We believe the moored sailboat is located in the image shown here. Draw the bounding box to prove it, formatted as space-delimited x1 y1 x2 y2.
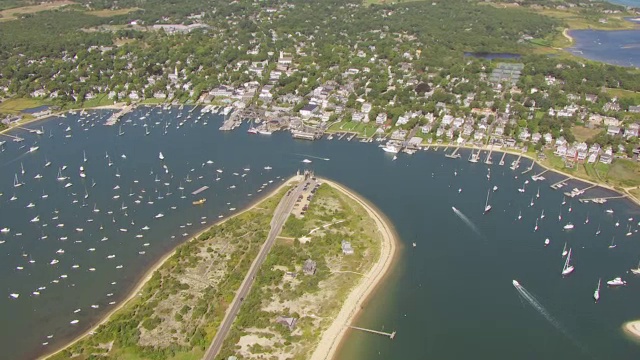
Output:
562 248 575 276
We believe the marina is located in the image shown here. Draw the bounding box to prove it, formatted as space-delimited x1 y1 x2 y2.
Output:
0 106 639 360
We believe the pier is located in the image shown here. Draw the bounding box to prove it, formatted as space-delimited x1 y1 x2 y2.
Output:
579 195 626 204
532 169 549 181
510 152 523 170
191 186 209 196
0 132 24 141
521 160 535 174
349 326 396 339
550 178 569 190
499 152 506 166
219 111 241 131
484 147 493 165
445 147 461 159
105 105 133 126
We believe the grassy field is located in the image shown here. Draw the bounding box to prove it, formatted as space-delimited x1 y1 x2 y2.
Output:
327 121 379 137
78 94 114 108
605 88 640 102
534 8 636 31
0 97 48 114
88 7 140 17
0 0 74 21
572 125 601 142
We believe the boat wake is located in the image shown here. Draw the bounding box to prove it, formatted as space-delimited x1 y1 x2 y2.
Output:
451 206 482 237
294 153 330 161
512 280 590 356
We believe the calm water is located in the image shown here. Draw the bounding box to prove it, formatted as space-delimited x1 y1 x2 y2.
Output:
605 0 640 7
1 108 640 359
568 28 640 67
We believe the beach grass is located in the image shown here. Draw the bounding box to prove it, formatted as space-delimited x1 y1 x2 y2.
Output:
572 125 602 142
0 97 49 114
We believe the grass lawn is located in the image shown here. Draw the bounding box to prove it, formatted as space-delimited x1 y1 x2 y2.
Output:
605 88 640 102
572 125 601 142
88 7 140 17
608 159 640 187
141 98 167 105
80 94 115 108
0 0 74 21
0 98 49 114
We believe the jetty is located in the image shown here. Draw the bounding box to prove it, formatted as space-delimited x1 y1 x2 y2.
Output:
468 148 480 163
550 178 569 190
219 111 241 131
291 130 320 141
521 160 535 174
579 195 626 204
565 184 597 198
445 147 461 159
499 152 507 166
532 169 549 181
349 326 396 340
484 147 493 165
105 105 133 126
191 186 209 196
510 152 523 170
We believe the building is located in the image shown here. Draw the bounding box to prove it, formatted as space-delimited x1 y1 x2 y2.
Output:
341 240 354 255
303 259 317 275
300 104 319 118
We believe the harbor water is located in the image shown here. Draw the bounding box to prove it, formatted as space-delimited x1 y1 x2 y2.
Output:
0 107 639 359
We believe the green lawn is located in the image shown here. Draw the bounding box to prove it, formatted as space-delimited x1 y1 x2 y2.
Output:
0 97 48 114
80 94 114 108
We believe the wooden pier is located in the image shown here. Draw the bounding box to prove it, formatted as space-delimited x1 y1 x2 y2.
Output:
579 195 626 204
445 147 461 159
510 152 523 170
550 178 569 190
521 160 535 174
532 169 549 181
484 147 493 165
105 105 133 126
349 326 396 339
499 152 506 166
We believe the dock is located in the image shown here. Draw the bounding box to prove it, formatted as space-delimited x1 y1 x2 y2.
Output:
484 147 493 165
291 130 319 141
349 326 396 340
219 111 241 131
191 186 209 195
550 178 569 190
532 169 549 181
105 105 133 126
579 195 626 204
510 152 523 170
468 148 480 163
521 160 535 174
445 147 461 159
499 152 506 166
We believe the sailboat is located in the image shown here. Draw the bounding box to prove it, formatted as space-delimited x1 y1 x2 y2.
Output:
21 162 25 176
118 125 124 136
530 197 534 207
562 248 575 276
631 259 640 275
626 224 632 237
159 152 165 161
13 174 22 188
540 209 545 219
562 242 568 257
517 210 522 220
536 188 540 199
595 224 601 235
594 279 601 302
608 237 616 249
44 157 51 167
483 189 492 214
534 218 539 232
83 151 87 163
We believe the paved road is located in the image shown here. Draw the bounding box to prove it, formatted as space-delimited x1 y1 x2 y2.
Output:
203 178 308 360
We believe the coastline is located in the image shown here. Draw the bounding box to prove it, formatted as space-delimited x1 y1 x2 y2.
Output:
562 28 574 45
623 320 640 341
40 176 299 360
309 179 399 360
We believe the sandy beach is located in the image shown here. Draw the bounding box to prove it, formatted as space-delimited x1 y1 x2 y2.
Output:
40 176 299 359
563 28 574 44
623 320 640 340
309 179 398 360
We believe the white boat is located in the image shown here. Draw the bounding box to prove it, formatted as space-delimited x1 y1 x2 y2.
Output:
544 238 550 246
154 213 164 219
257 129 272 135
302 159 312 164
609 237 616 249
0 228 9 233
631 259 640 275
534 218 539 232
563 223 574 230
594 279 601 302
382 144 400 153
484 189 492 214
595 225 601 235
606 209 614 214
30 216 40 223
10 293 19 299
29 146 39 153
517 211 522 220
70 320 79 325
159 152 165 161
562 248 575 276
607 277 626 286
492 185 498 192
264 166 272 170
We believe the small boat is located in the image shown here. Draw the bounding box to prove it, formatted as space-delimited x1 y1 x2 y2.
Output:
9 293 19 299
544 238 550 246
562 248 575 276
29 146 39 153
302 159 312 164
607 277 626 286
492 185 498 192
159 152 165 161
608 237 616 249
595 224 601 235
631 259 640 275
154 213 164 219
483 189 492 214
264 166 272 170
247 127 258 134
70 320 79 325
606 209 614 214
517 211 522 220
13 174 22 188
534 218 539 232
594 279 601 302
563 223 574 230
192 198 207 205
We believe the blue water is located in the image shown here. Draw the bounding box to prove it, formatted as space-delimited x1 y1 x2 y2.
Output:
606 0 640 7
568 28 640 67
1 108 640 359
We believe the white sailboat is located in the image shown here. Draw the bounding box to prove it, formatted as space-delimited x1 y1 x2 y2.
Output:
562 248 575 276
561 243 567 257
517 210 522 220
534 218 539 232
594 279 601 302
159 152 165 161
540 209 545 219
484 189 492 214
608 237 616 249
596 224 601 235
118 125 124 136
83 151 87 163
13 174 22 188
631 259 640 275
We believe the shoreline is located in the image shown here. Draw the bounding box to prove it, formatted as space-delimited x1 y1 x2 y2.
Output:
40 176 299 360
309 179 399 360
623 320 640 341
563 28 574 45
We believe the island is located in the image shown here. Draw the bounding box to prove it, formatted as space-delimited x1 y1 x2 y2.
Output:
43 174 396 360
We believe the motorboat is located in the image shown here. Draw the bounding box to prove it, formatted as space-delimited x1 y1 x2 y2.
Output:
607 277 626 286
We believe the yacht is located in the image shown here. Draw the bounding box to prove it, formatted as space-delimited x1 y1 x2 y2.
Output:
257 129 273 135
562 248 575 276
302 159 312 164
382 144 400 153
563 223 574 230
606 277 626 286
154 213 164 219
247 127 258 134
544 238 550 246
159 152 165 161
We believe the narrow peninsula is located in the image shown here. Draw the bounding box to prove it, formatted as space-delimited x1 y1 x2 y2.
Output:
43 174 396 360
